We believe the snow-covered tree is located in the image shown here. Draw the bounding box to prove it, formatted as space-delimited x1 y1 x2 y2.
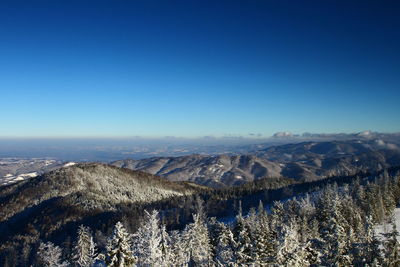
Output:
132 210 163 266
73 225 97 267
382 217 400 267
182 213 213 266
37 241 69 267
252 211 273 264
159 224 173 266
106 221 136 267
233 215 253 265
214 224 236 266
276 221 310 266
353 215 382 266
170 230 189 266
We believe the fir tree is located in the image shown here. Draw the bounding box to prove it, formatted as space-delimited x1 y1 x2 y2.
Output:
183 213 213 266
73 225 97 267
214 224 236 266
37 241 69 267
382 217 400 267
106 221 136 267
170 230 189 266
133 210 163 266
159 225 173 266
276 221 310 267
233 215 253 265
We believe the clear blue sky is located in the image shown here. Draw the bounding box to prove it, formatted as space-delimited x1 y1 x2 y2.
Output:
1 0 399 138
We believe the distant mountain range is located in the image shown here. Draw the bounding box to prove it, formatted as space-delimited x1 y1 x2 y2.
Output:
0 158 66 186
112 139 400 187
1 134 400 188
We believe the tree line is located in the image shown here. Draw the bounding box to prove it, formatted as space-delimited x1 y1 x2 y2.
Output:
35 170 400 266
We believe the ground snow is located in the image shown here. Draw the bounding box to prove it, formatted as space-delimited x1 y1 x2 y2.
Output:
375 208 400 242
63 162 76 167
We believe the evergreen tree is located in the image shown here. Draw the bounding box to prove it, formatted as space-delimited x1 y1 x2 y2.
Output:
159 225 173 266
183 213 213 266
73 225 97 267
170 230 189 266
106 221 136 267
132 210 163 266
276 221 310 267
214 224 236 266
252 211 273 264
233 215 253 265
37 241 69 267
318 186 351 266
354 216 382 266
382 217 400 267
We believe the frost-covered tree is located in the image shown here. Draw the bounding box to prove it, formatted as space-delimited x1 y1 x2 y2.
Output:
159 225 173 266
353 215 382 266
182 213 213 266
73 225 97 267
214 224 236 266
233 215 253 265
252 212 273 264
382 217 400 267
170 230 189 266
37 241 69 267
106 221 136 267
132 210 163 266
315 185 350 265
276 221 310 266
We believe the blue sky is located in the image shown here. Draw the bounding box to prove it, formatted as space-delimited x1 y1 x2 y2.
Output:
1 0 399 137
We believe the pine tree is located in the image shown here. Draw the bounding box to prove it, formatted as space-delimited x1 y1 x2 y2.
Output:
276 221 310 267
354 216 382 266
382 217 400 267
170 230 189 266
252 210 273 264
106 221 136 267
233 215 253 265
159 225 173 266
317 186 351 266
73 225 97 267
214 224 236 266
183 213 213 266
132 210 163 266
37 241 69 267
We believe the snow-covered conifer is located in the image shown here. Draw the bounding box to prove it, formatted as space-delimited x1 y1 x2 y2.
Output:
159 224 173 266
106 221 136 267
37 241 69 267
170 230 189 266
276 221 310 267
233 215 253 265
382 216 400 267
73 225 97 267
183 213 213 266
132 210 163 266
215 224 236 266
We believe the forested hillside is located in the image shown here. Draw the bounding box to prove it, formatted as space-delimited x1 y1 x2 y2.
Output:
1 163 400 266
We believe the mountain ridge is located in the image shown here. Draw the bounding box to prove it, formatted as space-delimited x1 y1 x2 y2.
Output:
112 139 400 187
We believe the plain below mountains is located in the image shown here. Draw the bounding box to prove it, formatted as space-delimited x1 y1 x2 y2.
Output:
112 139 400 187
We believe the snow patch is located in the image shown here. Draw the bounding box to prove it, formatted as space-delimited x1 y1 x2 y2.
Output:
64 162 76 167
375 208 400 242
19 172 38 178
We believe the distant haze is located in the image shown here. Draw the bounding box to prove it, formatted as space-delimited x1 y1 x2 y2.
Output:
1 131 399 161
